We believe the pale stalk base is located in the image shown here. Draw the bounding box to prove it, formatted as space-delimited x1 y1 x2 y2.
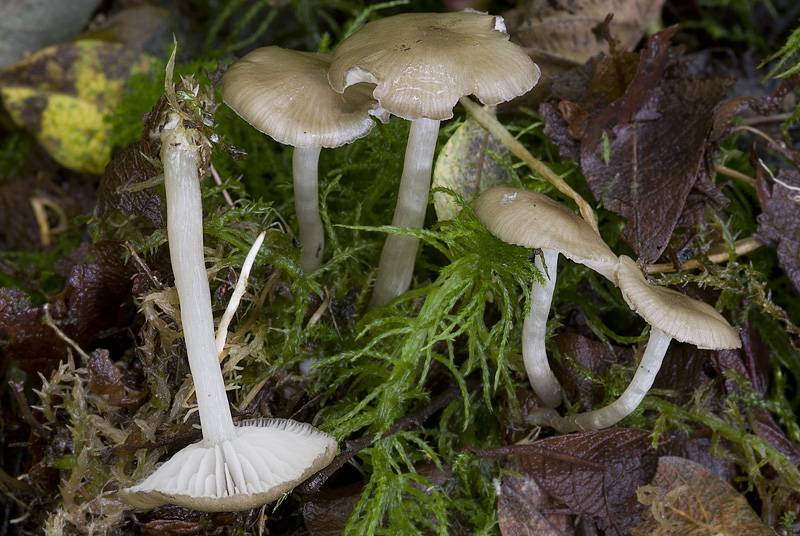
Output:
529 328 672 433
370 118 440 308
523 249 562 407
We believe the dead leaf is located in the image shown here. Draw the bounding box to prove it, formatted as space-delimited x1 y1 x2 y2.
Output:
552 333 633 411
541 27 741 264
432 117 510 220
503 0 664 106
86 349 146 411
469 428 655 536
0 39 153 173
0 242 137 380
632 456 775 536
95 140 164 238
756 167 800 293
499 461 575 536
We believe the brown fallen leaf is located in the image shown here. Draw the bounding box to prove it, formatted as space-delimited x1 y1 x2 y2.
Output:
499 460 575 536
469 428 654 536
756 166 800 294
95 140 164 240
542 26 739 264
632 456 776 536
503 0 664 106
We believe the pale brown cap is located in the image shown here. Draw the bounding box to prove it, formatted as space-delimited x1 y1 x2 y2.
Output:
616 255 741 350
474 186 618 281
221 46 387 148
119 419 337 512
328 11 540 121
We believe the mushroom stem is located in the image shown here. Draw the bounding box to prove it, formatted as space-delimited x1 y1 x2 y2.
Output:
163 118 236 445
370 117 440 308
532 327 672 433
523 248 563 408
293 146 324 272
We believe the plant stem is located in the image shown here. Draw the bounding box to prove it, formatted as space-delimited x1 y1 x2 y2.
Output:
370 117 440 308
523 249 562 407
532 327 672 432
294 146 324 272
163 119 236 444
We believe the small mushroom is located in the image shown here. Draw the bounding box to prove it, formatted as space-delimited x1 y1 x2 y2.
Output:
121 54 337 511
475 187 618 407
328 10 540 306
120 418 337 511
221 46 387 272
532 255 741 432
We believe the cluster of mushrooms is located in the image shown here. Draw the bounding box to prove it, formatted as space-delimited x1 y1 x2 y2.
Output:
119 9 741 515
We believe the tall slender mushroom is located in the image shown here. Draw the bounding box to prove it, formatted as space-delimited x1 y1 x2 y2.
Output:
221 46 387 272
120 50 337 512
531 255 741 433
474 187 618 407
328 10 540 307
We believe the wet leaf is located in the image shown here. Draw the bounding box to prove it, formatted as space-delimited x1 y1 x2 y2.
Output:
0 242 137 379
95 140 164 239
471 428 654 535
86 349 146 411
303 481 363 536
0 0 101 69
0 39 153 173
632 456 775 536
552 333 633 411
756 168 800 293
542 27 740 264
503 0 664 106
499 461 575 536
432 117 510 220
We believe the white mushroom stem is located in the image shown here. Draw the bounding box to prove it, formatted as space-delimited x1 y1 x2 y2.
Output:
530 327 672 433
523 249 562 408
162 117 236 445
370 117 440 308
293 146 324 272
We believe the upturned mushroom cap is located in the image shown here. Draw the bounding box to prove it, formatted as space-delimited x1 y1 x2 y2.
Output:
221 46 387 148
120 419 337 512
328 11 540 121
474 186 618 281
616 255 741 350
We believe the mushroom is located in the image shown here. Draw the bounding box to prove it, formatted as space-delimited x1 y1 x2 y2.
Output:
221 46 387 272
531 255 741 433
474 187 618 407
120 52 337 511
328 10 541 307
120 418 337 511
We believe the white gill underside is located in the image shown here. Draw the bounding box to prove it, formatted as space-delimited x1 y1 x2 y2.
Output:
121 419 337 511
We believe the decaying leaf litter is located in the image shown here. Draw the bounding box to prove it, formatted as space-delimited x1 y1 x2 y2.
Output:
1 0 800 535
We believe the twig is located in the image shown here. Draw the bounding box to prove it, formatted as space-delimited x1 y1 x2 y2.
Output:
124 242 163 290
716 165 756 186
647 236 763 274
8 380 50 439
302 378 477 493
459 96 599 235
209 163 234 206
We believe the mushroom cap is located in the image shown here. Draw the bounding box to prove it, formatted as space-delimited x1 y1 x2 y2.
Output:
616 255 741 350
474 186 618 281
328 11 540 121
119 418 337 512
221 46 387 148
